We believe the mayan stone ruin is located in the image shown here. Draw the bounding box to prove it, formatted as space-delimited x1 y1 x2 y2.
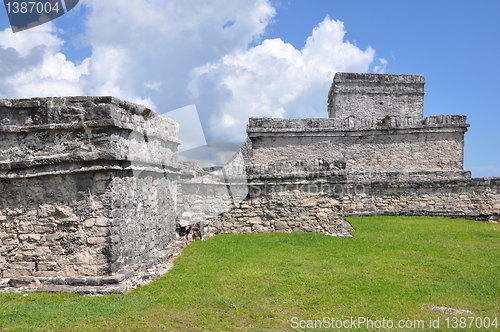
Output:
0 97 183 293
1 73 499 294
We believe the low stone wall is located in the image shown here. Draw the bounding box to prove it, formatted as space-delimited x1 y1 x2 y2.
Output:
190 174 500 243
202 191 351 239
176 157 248 239
0 97 181 293
342 177 500 221
177 156 499 243
178 159 352 240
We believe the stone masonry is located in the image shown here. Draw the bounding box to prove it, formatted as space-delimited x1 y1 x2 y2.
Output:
199 159 352 239
0 97 182 293
246 73 468 179
187 72 497 240
233 73 498 221
328 72 425 119
1 72 498 293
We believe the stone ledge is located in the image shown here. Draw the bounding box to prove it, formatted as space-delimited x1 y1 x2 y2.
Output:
0 240 188 295
0 160 182 179
345 170 472 182
0 96 149 115
243 171 475 186
0 284 130 295
0 97 182 178
361 176 500 188
247 115 469 136
333 72 426 84
0 96 180 143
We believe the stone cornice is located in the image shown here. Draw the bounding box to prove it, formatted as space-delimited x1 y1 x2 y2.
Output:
247 115 469 137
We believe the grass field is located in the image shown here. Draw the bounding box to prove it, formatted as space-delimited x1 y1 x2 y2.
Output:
0 216 499 331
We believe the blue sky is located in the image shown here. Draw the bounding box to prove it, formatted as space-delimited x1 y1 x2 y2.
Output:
0 0 499 176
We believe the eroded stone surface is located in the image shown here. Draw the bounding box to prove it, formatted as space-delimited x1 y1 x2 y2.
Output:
1 73 499 294
0 97 180 290
328 72 425 119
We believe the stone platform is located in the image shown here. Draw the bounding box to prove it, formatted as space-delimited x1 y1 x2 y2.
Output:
0 97 181 291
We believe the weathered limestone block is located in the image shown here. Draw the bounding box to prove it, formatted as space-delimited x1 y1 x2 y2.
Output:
0 96 180 292
177 156 248 230
176 158 352 241
328 72 425 119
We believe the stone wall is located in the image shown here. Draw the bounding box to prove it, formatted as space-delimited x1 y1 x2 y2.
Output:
246 115 469 176
176 151 248 238
328 72 425 119
180 159 352 240
203 191 351 239
180 160 499 242
0 170 177 274
342 177 500 221
182 167 499 243
0 97 181 293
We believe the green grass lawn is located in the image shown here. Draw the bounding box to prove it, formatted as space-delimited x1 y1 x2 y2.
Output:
1 216 499 331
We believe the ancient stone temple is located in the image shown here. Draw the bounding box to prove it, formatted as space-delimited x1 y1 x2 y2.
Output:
0 97 182 293
240 73 498 218
1 73 499 294
246 73 469 180
180 73 498 240
236 73 498 220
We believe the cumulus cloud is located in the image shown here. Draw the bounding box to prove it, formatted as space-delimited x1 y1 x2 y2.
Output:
189 17 376 142
0 23 89 98
373 58 388 74
0 1 381 148
0 23 61 57
80 0 276 111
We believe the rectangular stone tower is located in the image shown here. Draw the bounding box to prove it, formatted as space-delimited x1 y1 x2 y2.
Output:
328 72 425 119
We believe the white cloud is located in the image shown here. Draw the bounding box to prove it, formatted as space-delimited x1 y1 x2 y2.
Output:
0 23 62 57
82 45 129 97
189 17 376 142
145 81 162 92
0 1 380 147
79 0 276 111
0 23 88 98
373 58 388 74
